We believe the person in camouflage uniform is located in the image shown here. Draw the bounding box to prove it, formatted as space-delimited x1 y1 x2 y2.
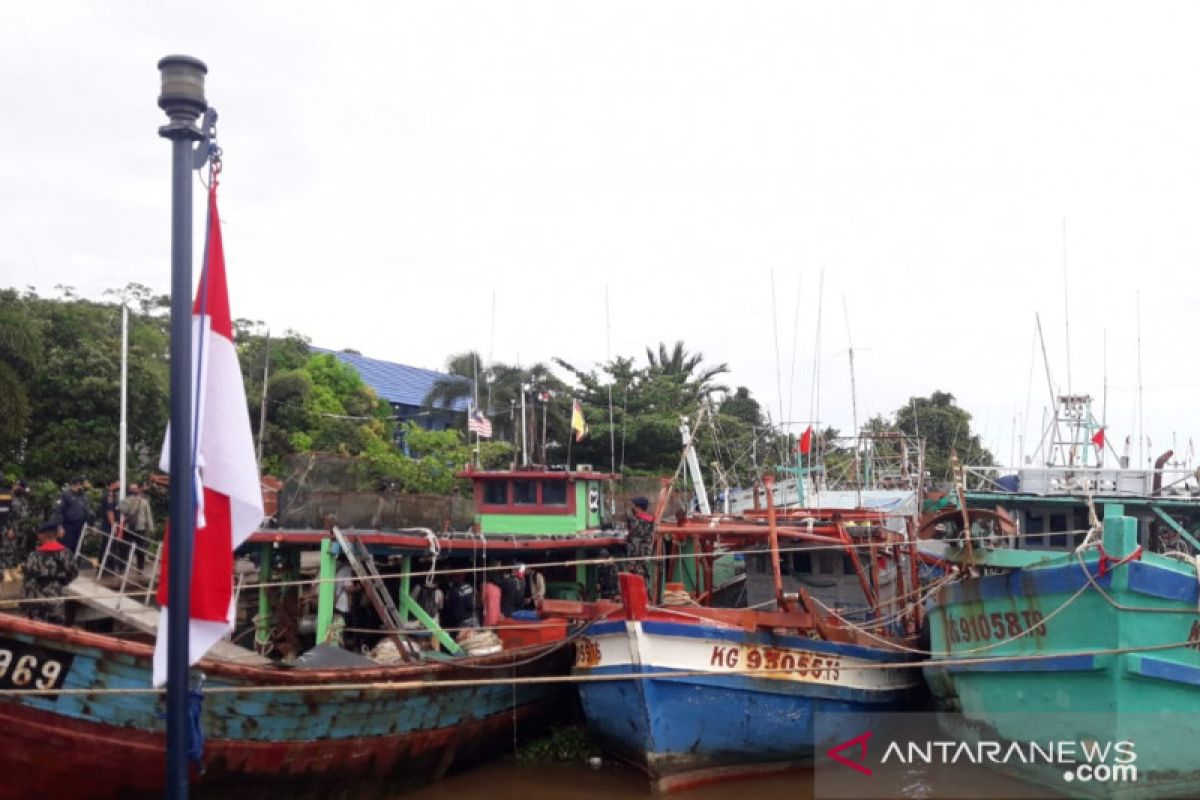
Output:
0 484 20 580
625 496 656 585
23 521 79 625
9 481 33 557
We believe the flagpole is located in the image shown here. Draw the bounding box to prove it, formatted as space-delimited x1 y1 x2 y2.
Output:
119 302 128 500
158 55 207 800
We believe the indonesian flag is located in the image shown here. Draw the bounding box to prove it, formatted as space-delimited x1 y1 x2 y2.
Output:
1091 428 1105 449
798 425 814 455
152 183 264 686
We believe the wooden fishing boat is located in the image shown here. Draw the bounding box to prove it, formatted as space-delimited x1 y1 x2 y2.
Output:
0 466 626 798
923 395 1200 797
0 610 568 800
543 475 925 792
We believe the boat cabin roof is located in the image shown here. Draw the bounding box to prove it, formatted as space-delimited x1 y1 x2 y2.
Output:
455 468 620 482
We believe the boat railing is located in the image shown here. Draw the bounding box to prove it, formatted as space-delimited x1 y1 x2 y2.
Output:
965 463 1198 497
76 523 162 604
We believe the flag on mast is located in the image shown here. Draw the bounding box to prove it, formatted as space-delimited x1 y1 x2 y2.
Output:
468 405 493 438
571 399 588 442
798 425 814 455
152 182 264 687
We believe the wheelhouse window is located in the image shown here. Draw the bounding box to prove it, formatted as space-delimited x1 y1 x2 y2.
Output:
542 480 568 506
483 481 508 505
513 479 537 505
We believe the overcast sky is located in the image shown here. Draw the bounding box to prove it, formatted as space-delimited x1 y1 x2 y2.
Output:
4 2 1200 469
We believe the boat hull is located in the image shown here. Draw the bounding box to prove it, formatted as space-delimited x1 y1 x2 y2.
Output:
925 514 1200 798
0 613 568 799
576 618 919 793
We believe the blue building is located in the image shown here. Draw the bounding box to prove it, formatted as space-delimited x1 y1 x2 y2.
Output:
313 348 470 443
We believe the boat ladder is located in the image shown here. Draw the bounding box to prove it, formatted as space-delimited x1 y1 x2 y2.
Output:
331 526 417 662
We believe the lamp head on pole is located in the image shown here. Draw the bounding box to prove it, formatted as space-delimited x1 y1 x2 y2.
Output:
157 55 207 140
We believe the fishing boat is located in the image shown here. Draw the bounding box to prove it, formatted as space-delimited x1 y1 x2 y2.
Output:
923 394 1200 797
0 466 623 798
544 474 925 792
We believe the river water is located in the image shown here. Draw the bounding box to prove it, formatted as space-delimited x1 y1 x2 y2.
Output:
407 757 1050 800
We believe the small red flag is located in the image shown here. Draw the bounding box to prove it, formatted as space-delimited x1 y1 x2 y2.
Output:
1091 428 1105 449
799 425 814 455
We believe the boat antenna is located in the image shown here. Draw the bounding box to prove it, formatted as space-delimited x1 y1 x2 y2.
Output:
1136 290 1144 468
472 351 481 466
256 328 271 468
606 283 616 484
842 295 862 498
1101 329 1108 467
1021 319 1037 465
486 289 496 415
786 272 803 433
1062 217 1072 395
1034 312 1060 463
807 269 825 475
770 268 785 433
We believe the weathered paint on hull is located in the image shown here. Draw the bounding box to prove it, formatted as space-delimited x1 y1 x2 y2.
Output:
0 695 554 799
0 613 568 799
925 511 1200 798
576 619 919 793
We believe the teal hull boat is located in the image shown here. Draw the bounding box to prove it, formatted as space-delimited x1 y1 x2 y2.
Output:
925 505 1200 798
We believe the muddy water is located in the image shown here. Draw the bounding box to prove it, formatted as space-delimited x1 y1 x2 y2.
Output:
405 758 1048 800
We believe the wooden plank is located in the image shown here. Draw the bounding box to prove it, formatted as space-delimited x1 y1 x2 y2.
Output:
66 574 270 665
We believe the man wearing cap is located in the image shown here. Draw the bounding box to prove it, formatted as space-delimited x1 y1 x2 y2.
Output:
53 478 91 553
23 521 78 625
118 483 153 572
626 496 656 585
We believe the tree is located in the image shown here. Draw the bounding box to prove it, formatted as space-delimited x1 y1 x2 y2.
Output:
0 286 169 486
644 340 729 400
894 391 994 484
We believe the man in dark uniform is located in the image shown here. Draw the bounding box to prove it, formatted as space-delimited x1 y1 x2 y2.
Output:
625 496 656 585
498 561 524 617
54 478 90 554
98 482 121 569
595 549 619 600
442 572 477 630
23 521 79 625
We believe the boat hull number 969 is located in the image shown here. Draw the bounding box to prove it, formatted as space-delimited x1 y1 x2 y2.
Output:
0 637 74 695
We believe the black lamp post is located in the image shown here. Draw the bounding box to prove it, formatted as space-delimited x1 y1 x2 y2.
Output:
157 53 206 800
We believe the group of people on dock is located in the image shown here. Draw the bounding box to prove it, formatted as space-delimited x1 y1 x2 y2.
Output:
1 477 156 626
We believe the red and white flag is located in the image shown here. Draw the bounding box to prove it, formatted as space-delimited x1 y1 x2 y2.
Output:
152 183 264 686
798 425 814 455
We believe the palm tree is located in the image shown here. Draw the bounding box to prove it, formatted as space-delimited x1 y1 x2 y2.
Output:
644 340 729 399
424 352 567 446
423 350 479 411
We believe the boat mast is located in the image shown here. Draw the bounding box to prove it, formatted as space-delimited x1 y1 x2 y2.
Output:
843 296 862 502
680 407 711 515
256 329 271 468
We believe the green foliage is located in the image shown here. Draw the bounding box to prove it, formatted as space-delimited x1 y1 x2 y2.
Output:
363 424 512 494
894 391 994 483
0 286 168 486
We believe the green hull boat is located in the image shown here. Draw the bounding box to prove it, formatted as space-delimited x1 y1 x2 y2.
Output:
925 505 1200 798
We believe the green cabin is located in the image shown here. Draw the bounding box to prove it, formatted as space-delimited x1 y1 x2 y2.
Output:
459 467 619 536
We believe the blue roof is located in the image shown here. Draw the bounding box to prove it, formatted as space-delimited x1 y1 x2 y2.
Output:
312 348 470 411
